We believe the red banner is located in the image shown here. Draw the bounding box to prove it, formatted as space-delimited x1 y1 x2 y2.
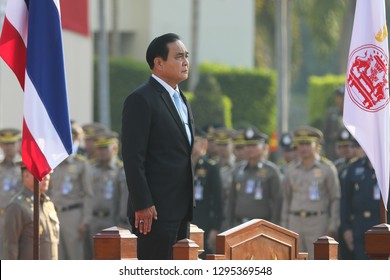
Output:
60 0 89 36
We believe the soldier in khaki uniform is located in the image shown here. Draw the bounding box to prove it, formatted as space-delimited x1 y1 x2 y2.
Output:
0 128 22 259
82 123 107 163
3 162 59 259
214 128 236 231
48 123 94 259
230 127 282 227
281 126 340 259
88 131 127 255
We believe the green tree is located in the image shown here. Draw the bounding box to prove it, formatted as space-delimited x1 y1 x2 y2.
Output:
190 74 225 129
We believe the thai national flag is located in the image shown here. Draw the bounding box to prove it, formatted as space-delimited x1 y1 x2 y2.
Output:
0 0 72 181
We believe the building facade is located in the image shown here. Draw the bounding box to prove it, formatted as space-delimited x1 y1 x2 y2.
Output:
0 0 255 129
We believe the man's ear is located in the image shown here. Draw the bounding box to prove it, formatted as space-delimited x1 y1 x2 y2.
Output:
154 57 163 69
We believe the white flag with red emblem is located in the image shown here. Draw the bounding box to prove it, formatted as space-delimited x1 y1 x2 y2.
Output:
344 0 389 210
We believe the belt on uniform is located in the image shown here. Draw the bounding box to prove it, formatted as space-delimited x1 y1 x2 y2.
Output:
290 210 325 218
0 208 5 216
363 211 371 218
351 211 372 219
56 203 82 212
93 210 110 218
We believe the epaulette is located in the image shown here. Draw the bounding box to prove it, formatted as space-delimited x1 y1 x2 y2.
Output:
348 157 359 164
75 154 87 162
333 158 345 166
17 194 32 205
320 156 332 165
116 159 123 166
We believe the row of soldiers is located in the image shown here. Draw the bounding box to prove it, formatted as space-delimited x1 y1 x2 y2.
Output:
0 122 130 260
1 121 388 260
192 124 389 260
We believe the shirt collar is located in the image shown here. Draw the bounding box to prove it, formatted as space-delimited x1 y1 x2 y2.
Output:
152 74 179 98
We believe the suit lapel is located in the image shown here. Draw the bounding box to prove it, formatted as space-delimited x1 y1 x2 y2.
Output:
149 77 193 147
180 90 194 147
160 90 190 145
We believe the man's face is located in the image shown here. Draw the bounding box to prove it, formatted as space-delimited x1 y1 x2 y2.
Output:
297 141 317 159
207 140 218 158
0 142 20 157
39 173 51 193
282 149 297 163
245 143 263 161
336 143 354 159
97 146 115 163
159 40 189 86
23 170 50 193
234 145 247 161
217 143 233 159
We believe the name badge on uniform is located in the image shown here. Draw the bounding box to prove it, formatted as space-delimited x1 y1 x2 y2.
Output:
194 179 203 200
254 182 263 200
3 177 11 192
62 175 73 195
245 179 255 194
105 180 113 200
309 179 320 201
373 183 381 200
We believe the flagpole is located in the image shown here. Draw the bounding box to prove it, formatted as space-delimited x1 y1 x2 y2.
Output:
33 178 40 260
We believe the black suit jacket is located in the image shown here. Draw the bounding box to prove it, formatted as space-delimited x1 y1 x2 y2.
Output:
121 77 195 222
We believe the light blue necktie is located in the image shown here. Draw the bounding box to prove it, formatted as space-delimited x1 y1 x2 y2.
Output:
173 91 192 144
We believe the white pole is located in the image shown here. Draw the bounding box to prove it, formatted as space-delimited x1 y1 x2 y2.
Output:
98 0 111 129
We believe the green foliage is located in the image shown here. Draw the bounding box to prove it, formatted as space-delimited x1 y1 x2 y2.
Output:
307 74 345 128
190 74 225 129
199 63 277 136
295 0 346 57
183 91 194 102
95 59 275 137
94 57 150 134
222 95 233 129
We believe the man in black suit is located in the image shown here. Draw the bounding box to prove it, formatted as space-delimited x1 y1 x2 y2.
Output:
121 33 194 260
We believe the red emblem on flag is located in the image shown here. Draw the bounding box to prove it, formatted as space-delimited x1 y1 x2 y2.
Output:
346 44 389 112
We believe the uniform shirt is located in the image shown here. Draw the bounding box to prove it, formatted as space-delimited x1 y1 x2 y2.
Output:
231 160 282 225
48 154 93 225
3 186 60 259
90 158 123 235
281 156 341 233
0 159 22 210
219 156 236 230
192 156 223 234
0 158 22 259
117 166 131 229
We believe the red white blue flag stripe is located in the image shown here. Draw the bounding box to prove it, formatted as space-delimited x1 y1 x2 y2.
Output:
0 0 72 180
